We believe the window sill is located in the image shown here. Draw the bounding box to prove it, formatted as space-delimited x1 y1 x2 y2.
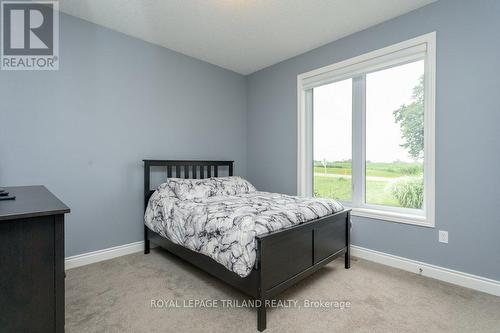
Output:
348 207 434 228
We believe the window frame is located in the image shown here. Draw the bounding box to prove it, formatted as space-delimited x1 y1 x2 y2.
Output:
297 32 436 227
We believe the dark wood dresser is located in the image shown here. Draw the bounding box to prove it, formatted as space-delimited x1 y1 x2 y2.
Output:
0 186 70 333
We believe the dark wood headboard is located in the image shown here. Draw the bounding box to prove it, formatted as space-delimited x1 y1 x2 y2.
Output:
143 160 234 211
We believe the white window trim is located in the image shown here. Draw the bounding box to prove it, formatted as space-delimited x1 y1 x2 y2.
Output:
297 32 436 227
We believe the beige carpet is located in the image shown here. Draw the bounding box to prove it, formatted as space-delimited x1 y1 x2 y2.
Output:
66 248 500 333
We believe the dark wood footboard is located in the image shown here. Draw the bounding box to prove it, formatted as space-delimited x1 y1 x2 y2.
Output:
256 209 350 331
257 210 350 296
143 160 351 332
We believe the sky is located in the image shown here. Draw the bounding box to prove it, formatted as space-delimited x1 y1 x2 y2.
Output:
313 60 424 163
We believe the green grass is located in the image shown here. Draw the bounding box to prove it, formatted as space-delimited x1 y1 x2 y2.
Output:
314 161 423 178
314 176 352 201
313 176 399 206
313 160 423 207
365 180 400 207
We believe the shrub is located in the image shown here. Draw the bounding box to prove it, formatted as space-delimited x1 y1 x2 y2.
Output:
391 176 424 209
399 165 422 175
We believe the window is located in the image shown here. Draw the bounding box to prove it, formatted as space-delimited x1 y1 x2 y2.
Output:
298 33 435 227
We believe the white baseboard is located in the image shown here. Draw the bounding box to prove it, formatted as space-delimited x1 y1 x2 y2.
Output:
65 241 147 270
351 245 500 297
64 241 500 298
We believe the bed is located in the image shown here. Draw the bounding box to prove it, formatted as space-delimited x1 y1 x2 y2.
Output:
143 160 351 331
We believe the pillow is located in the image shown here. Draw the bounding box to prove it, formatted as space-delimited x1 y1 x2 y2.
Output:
155 182 177 198
209 176 256 197
166 176 256 201
166 178 212 202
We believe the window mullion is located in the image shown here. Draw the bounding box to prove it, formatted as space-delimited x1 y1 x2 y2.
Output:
352 75 366 207
302 88 314 197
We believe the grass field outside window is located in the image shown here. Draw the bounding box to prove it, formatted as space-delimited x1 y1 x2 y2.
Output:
313 161 423 207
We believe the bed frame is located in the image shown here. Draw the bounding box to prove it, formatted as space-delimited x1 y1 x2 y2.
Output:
143 160 351 331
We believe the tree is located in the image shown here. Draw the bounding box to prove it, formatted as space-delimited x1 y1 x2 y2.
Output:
393 75 424 160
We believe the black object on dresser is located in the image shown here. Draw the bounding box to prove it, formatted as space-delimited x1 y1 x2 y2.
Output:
0 187 15 200
0 186 70 333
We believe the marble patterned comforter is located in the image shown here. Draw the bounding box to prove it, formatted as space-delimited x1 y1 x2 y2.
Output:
144 180 344 277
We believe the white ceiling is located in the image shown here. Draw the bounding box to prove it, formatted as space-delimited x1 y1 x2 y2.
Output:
59 0 436 75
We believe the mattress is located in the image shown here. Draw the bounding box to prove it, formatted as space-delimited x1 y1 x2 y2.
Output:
144 179 344 277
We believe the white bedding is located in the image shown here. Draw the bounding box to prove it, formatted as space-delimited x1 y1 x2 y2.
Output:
144 178 344 277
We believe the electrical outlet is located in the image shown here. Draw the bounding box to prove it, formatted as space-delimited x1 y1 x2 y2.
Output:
438 230 448 243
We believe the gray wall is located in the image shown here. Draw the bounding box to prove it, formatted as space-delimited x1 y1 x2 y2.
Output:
246 0 500 280
0 14 247 257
